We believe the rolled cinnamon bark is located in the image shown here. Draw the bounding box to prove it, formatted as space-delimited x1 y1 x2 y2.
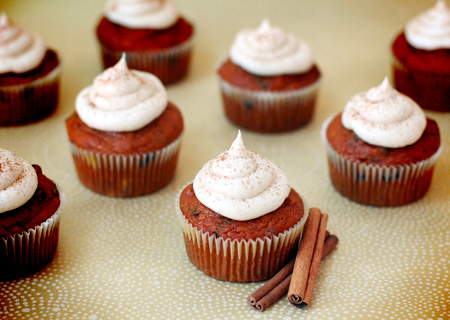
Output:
252 273 293 311
298 212 329 308
287 207 323 305
247 231 338 312
322 234 339 259
247 259 295 308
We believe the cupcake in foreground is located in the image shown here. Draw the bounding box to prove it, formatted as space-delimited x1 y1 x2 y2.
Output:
0 148 64 281
96 0 194 85
66 56 183 197
217 20 321 133
391 0 450 112
176 132 308 282
0 12 61 125
322 78 442 207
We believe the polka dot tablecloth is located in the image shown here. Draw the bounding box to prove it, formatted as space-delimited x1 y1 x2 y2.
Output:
1 0 449 319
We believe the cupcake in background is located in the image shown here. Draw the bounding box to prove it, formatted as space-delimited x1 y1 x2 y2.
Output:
176 131 308 282
217 20 321 133
0 148 64 281
66 55 184 197
392 0 450 112
0 12 61 125
322 78 442 207
96 0 194 85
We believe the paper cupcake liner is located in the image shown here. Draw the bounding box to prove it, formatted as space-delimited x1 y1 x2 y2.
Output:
321 116 443 206
0 64 61 126
0 186 65 281
391 54 450 112
99 37 194 85
218 76 321 133
70 136 182 197
175 187 309 282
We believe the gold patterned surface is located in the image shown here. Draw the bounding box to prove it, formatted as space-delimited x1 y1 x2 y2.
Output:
1 0 449 319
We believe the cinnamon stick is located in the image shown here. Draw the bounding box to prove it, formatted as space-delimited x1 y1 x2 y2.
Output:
250 273 293 311
322 234 339 259
247 259 295 308
247 231 338 312
287 207 323 306
297 212 329 308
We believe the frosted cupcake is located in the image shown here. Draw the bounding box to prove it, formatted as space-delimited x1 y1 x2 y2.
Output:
391 0 450 112
0 13 61 125
322 78 442 206
177 132 308 282
217 20 321 133
96 0 194 85
66 56 183 197
0 148 64 280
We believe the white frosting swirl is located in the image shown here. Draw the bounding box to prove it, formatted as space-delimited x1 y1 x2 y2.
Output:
0 148 38 214
105 0 179 29
0 12 46 74
342 78 427 148
229 20 314 76
193 131 291 221
76 55 168 132
405 0 450 50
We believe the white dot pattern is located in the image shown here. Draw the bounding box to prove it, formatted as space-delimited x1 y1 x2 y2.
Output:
1 127 449 319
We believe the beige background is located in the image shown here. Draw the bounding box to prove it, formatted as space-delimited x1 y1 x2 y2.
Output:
1 0 449 319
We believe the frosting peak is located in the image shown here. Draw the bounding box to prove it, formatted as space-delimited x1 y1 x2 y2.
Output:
229 20 314 76
76 55 168 132
228 130 246 157
405 0 450 50
105 0 179 29
193 132 291 221
0 149 38 214
0 12 47 73
342 78 427 148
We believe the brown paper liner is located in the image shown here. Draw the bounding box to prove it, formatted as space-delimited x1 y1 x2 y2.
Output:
176 188 309 282
0 187 65 281
0 64 61 126
392 54 450 112
322 116 443 206
218 76 321 133
70 136 182 197
99 37 194 85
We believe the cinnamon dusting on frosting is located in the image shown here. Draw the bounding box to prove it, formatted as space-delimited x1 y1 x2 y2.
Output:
104 0 179 29
0 12 47 74
229 19 313 76
342 78 426 148
193 131 291 221
405 0 450 50
76 55 168 132
0 148 38 214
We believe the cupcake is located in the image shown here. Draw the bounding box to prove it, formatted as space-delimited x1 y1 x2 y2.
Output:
66 56 183 197
0 12 61 125
322 78 442 207
391 0 450 112
96 0 194 85
217 20 321 133
176 131 308 282
0 148 64 281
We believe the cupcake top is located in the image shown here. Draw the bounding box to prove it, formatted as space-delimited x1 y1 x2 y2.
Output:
104 0 179 29
405 0 450 50
342 78 426 148
0 12 47 74
193 131 291 221
76 55 168 132
0 148 38 213
229 19 314 76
